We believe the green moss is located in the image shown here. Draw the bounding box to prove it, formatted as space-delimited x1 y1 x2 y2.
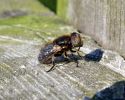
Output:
0 15 74 42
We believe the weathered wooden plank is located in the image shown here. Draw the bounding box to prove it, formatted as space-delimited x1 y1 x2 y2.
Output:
0 36 125 100
68 0 125 58
0 0 125 100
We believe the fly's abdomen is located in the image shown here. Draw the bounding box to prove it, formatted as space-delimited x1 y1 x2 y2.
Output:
38 44 54 64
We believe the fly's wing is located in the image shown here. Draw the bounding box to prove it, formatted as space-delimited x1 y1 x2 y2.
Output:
38 44 54 64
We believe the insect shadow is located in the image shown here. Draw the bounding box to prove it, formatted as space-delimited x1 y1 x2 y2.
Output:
54 49 104 67
83 49 104 62
54 53 83 66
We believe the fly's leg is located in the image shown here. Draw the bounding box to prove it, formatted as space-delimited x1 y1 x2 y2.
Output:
77 51 82 57
70 49 81 57
46 56 56 72
78 47 80 51
70 48 80 67
70 47 82 57
75 59 79 67
70 49 76 57
70 49 76 52
64 52 70 59
63 52 71 63
64 52 68 57
77 47 82 57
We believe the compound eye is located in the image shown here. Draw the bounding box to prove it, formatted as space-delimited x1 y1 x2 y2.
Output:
71 35 79 46
71 33 83 47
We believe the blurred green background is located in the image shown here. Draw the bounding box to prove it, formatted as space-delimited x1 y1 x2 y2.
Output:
38 0 57 13
38 0 68 20
0 0 72 44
